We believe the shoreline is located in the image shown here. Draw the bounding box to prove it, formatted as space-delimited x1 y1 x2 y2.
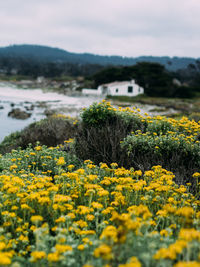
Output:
0 77 83 96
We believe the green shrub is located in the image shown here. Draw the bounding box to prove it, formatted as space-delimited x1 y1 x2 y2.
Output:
76 102 200 188
121 131 200 189
75 102 146 165
146 118 176 135
81 101 117 128
188 112 200 122
0 143 80 176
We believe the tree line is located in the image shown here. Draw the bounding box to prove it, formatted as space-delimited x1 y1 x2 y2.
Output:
1 54 200 97
91 62 200 98
0 56 104 78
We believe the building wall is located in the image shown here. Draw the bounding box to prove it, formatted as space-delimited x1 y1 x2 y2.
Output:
83 81 144 96
108 82 144 96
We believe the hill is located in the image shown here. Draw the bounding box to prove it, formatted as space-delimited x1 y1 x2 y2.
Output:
0 44 199 71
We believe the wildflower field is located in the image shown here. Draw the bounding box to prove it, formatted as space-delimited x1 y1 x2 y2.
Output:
0 101 199 266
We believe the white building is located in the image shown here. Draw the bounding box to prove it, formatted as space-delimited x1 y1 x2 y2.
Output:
82 80 144 97
36 76 46 83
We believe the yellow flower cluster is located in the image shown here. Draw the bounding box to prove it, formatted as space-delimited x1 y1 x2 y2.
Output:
0 159 199 266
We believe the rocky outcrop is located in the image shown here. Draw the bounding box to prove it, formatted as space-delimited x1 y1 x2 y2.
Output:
44 108 56 117
8 108 31 120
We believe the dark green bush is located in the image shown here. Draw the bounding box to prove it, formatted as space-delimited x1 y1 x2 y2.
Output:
0 132 22 155
20 115 77 147
0 115 77 154
75 102 146 165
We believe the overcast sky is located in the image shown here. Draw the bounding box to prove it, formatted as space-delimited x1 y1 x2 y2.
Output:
0 0 200 58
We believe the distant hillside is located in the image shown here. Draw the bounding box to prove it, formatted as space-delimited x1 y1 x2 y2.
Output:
0 44 199 71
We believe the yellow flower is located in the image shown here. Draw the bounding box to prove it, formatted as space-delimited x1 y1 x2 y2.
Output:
100 163 109 169
160 229 169 237
75 220 88 228
56 157 65 166
0 252 11 265
64 138 74 143
100 225 118 242
57 237 66 244
88 175 98 181
94 244 113 260
47 252 60 262
31 215 43 223
55 244 72 254
0 242 6 251
18 235 28 242
77 244 85 250
169 224 177 229
97 190 109 197
68 164 75 171
193 172 200 179
31 251 46 262
178 228 200 242
174 262 200 267
35 146 42 151
21 204 30 210
154 247 176 260
110 162 118 168
76 205 91 215
10 164 17 171
134 170 142 177
86 214 95 221
119 256 141 267
102 207 114 215
176 207 194 218
92 202 103 209
55 217 66 224
67 212 76 219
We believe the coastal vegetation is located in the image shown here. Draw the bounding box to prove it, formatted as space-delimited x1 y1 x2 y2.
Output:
1 101 200 188
0 101 199 266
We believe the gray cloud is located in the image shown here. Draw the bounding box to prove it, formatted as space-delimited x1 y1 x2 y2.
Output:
0 0 200 57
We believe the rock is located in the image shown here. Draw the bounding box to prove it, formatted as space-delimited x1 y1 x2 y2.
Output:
0 105 4 109
44 109 56 117
8 108 31 120
36 101 48 108
24 104 34 111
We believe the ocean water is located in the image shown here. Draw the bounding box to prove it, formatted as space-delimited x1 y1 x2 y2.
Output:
0 83 104 142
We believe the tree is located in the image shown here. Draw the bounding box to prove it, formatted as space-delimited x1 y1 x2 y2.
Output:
92 62 176 97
